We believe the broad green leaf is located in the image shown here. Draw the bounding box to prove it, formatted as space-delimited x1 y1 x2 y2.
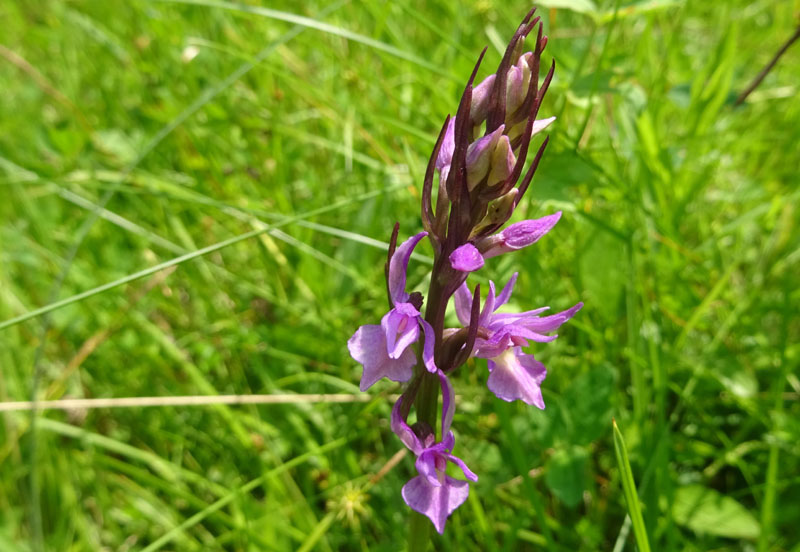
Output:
579 231 626 321
563 364 617 445
545 446 588 507
673 485 760 540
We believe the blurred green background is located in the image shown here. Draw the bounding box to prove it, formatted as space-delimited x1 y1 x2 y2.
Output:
1 0 798 550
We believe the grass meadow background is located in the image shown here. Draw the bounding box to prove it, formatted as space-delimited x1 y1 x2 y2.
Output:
1 0 799 550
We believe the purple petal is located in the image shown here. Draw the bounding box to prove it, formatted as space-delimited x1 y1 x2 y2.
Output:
348 325 415 391
470 74 495 124
439 372 455 436
478 281 496 328
445 453 479 483
490 306 550 323
516 302 583 334
481 212 562 260
381 306 420 359
486 348 547 408
391 394 422 455
494 273 519 310
419 318 438 373
505 65 525 114
402 475 470 534
472 331 516 359
531 116 556 136
415 450 442 488
453 283 473 327
449 243 484 272
388 231 428 305
435 117 456 171
466 125 504 190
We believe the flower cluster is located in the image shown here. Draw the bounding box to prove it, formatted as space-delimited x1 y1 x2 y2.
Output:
348 9 582 533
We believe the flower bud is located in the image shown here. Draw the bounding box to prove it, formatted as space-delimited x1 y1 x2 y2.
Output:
470 74 495 126
506 53 533 123
466 125 504 190
486 135 515 188
507 115 556 148
471 188 518 237
478 211 562 259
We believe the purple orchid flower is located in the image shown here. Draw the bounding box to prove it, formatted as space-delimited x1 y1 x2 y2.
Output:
348 232 437 391
479 211 562 260
449 211 562 273
391 372 477 533
453 273 582 407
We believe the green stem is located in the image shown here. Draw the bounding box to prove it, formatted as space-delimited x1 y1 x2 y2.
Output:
407 370 440 551
406 247 450 550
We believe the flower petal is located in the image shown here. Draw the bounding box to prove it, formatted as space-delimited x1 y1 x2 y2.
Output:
415 450 442 488
470 74 495 124
381 306 420 359
402 475 470 534
390 394 422 455
439 372 455 436
481 212 562 259
494 273 518 311
453 282 473 327
445 453 479 482
348 325 415 391
435 117 456 171
388 231 428 305
420 318 438 373
449 243 484 272
531 116 556 136
466 125 504 190
486 348 547 408
516 302 583 334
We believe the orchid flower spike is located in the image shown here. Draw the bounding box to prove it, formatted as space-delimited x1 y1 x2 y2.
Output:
347 9 582 535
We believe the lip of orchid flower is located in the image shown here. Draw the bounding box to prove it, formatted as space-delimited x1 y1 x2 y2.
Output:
487 347 548 408
348 326 417 391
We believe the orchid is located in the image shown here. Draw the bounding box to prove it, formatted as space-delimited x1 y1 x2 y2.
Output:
453 273 583 407
347 231 436 391
347 8 582 536
391 373 477 534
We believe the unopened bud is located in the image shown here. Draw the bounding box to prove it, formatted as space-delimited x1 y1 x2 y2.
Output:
487 135 515 188
466 125 504 190
471 188 518 237
478 211 562 259
507 115 556 148
470 74 495 126
506 53 533 122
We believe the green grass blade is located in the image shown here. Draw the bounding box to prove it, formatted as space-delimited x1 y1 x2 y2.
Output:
613 419 651 552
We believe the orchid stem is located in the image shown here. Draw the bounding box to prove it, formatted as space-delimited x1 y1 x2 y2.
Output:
407 355 440 549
